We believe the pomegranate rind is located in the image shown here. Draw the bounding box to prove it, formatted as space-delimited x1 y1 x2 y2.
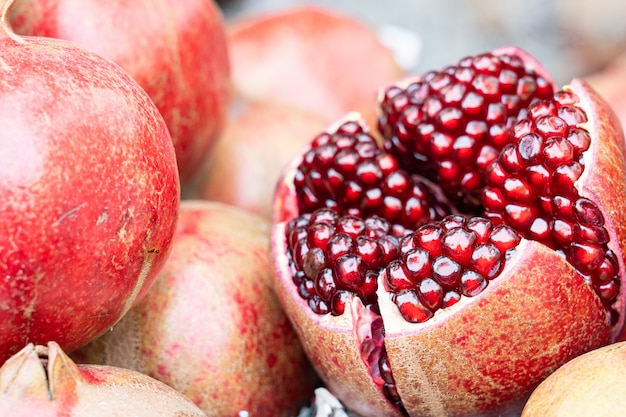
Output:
568 78 626 340
521 341 626 416
378 239 611 417
0 342 206 416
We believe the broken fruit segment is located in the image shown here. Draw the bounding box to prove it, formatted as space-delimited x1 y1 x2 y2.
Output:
272 47 626 417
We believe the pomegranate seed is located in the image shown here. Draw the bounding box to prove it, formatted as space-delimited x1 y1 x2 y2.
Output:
418 278 444 310
394 290 433 323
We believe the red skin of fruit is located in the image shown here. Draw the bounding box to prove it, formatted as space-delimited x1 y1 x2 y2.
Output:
0 3 179 365
228 5 404 127
272 77 626 417
9 0 231 182
0 342 206 416
196 99 328 219
72 201 320 417
521 341 626 416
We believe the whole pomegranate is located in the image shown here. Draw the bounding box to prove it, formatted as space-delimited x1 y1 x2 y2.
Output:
272 47 626 416
9 0 231 182
521 341 626 416
73 200 319 417
228 5 404 126
198 99 328 219
0 342 207 416
0 0 179 364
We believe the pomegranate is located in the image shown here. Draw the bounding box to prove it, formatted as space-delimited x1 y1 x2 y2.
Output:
521 341 626 416
228 5 404 126
271 47 626 416
9 0 231 182
0 0 179 364
586 51 626 135
72 200 319 417
198 99 328 219
0 342 207 416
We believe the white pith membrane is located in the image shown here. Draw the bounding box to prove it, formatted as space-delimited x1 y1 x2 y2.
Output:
272 75 626 416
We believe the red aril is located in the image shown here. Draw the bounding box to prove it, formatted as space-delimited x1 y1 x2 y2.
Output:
272 47 626 416
0 342 207 416
228 6 404 127
72 201 319 417
0 0 179 364
9 0 231 182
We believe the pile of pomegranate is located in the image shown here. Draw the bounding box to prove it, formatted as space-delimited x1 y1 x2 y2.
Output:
2 0 626 415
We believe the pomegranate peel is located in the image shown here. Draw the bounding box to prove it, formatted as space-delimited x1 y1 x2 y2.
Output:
0 342 206 416
272 46 626 417
521 341 626 416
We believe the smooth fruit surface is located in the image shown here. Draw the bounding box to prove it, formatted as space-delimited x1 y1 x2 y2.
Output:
73 200 319 417
521 341 626 416
198 99 328 219
0 1 179 364
228 5 404 126
10 0 231 182
0 342 206 416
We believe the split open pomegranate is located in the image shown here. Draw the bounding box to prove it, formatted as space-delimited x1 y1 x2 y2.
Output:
271 47 626 417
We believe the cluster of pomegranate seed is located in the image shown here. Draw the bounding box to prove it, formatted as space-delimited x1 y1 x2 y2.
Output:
385 215 519 322
286 208 400 314
293 119 450 236
482 89 620 321
378 52 555 207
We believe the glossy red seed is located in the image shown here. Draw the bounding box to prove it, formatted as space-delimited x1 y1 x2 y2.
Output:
442 291 461 308
314 268 336 301
543 137 574 169
574 197 605 226
356 236 383 269
442 227 477 264
404 248 431 280
503 177 534 203
504 203 536 230
331 290 350 315
336 216 365 239
415 224 444 256
569 243 605 274
552 219 574 246
386 260 415 291
432 256 462 288
418 278 444 310
471 243 503 279
489 225 521 252
326 233 354 263
334 254 366 291
395 290 433 323
460 270 488 296
517 133 543 163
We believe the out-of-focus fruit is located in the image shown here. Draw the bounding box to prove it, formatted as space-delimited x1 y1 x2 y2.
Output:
228 6 404 126
10 0 231 182
0 0 179 364
73 200 319 417
272 47 626 416
198 100 328 219
586 51 626 135
521 341 626 416
0 342 207 416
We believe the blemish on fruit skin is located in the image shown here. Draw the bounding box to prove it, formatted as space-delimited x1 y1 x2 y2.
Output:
266 353 277 369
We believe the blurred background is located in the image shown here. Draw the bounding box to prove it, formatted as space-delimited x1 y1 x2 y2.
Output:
219 0 626 85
